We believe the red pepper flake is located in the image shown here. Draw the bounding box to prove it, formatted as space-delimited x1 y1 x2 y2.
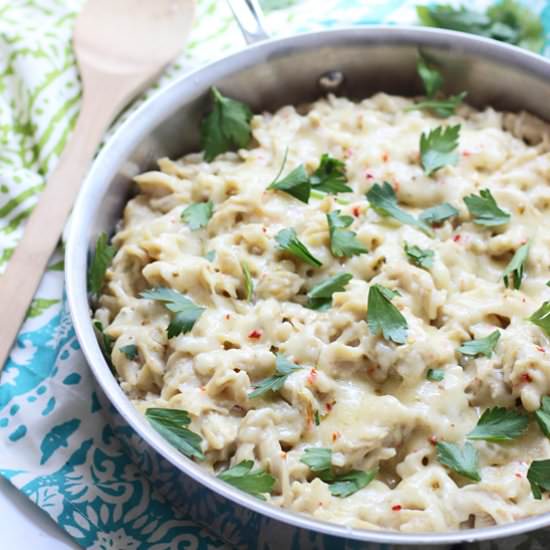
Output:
382 152 389 162
325 401 335 412
392 504 402 512
515 473 522 479
307 368 318 385
365 172 374 180
332 431 341 442
393 181 400 193
225 314 231 320
261 227 267 233
453 234 461 243
352 206 361 217
429 435 437 446
520 373 533 383
536 346 545 353
248 329 262 339
200 386 206 392
344 147 353 158
462 150 471 157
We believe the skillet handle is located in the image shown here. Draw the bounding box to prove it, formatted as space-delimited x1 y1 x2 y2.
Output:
226 0 270 44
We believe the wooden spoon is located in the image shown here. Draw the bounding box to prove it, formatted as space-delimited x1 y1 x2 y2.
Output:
0 0 195 369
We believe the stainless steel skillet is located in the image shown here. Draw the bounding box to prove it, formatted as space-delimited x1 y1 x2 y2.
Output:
66 1 550 547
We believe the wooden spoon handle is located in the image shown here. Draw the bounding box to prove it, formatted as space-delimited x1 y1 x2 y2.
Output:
0 91 114 368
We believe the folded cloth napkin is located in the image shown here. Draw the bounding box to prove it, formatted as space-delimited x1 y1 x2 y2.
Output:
1 0 550 548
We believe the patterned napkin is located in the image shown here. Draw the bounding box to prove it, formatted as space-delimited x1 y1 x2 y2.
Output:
1 0 550 547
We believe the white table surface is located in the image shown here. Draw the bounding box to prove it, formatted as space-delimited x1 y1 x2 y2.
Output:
0 477 78 549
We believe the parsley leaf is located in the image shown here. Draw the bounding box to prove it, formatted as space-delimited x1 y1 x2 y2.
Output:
457 330 500 358
275 228 322 267
310 154 352 194
249 354 302 399
306 272 353 311
416 1 543 53
467 407 528 442
120 344 138 360
503 241 530 290
408 92 467 118
300 447 376 497
530 302 550 336
427 368 445 382
366 182 433 236
535 397 550 439
436 441 480 482
404 243 434 269
326 211 368 258
528 459 550 499
93 320 114 371
268 164 311 203
300 447 332 473
241 262 254 302
463 188 511 226
140 288 205 338
181 201 213 230
218 460 275 500
145 408 204 460
314 410 321 426
88 232 115 296
367 284 408 345
417 53 443 98
200 87 252 161
420 124 460 176
205 250 216 262
420 202 459 225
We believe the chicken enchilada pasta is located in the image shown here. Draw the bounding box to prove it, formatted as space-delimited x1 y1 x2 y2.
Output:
91 59 550 532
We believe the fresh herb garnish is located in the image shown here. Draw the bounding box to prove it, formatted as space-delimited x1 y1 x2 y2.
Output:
530 302 550 336
535 396 550 438
436 441 480 482
218 460 275 500
503 242 530 290
120 344 138 360
326 211 368 258
367 284 408 345
181 201 213 230
300 447 376 497
88 232 115 296
268 164 311 203
528 460 550 499
467 407 528 442
366 182 433 236
427 368 445 382
306 272 353 311
310 154 352 194
205 250 216 262
140 288 205 338
314 410 321 426
457 330 500 358
420 125 460 176
463 188 510 226
416 1 544 53
409 92 467 119
200 87 252 161
249 354 302 399
417 53 443 98
420 202 459 225
404 243 434 269
145 408 204 460
275 228 322 267
241 262 254 302
93 320 114 369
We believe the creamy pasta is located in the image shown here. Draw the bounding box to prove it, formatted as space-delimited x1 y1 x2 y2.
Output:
94 93 550 532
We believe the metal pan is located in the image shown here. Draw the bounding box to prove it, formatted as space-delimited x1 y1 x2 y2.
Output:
65 1 550 547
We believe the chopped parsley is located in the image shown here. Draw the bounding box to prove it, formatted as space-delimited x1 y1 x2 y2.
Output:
268 163 311 203
200 87 252 161
417 53 443 98
275 228 322 267
457 330 500 358
145 408 204 460
249 354 302 399
88 232 115 297
181 201 214 230
140 288 205 338
420 124 461 176
300 447 332 473
310 154 352 194
420 202 459 225
467 407 528 442
241 262 254 302
120 344 138 360
463 188 510 226
409 92 467 119
535 396 550 439
404 243 434 269
530 302 550 336
367 284 408 345
528 459 550 499
93 320 114 370
436 441 480 482
502 242 530 290
427 368 445 382
218 460 275 500
326 211 368 258
306 272 353 311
